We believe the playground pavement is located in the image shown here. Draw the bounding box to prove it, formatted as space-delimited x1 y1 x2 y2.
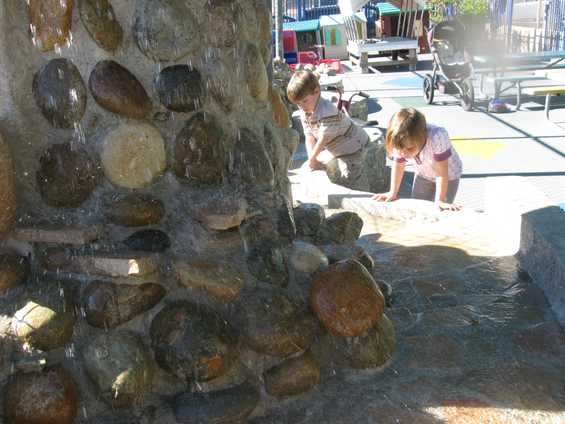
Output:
335 56 565 212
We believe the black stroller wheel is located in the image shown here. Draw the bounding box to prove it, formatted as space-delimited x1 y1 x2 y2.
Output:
423 75 434 104
460 78 474 111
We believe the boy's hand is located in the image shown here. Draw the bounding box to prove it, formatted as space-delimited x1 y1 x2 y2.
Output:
307 157 326 171
371 191 397 202
436 201 461 211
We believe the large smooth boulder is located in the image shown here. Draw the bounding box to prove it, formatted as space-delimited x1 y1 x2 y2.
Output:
155 65 203 112
28 0 73 52
82 281 166 329
232 289 318 357
36 142 101 207
83 331 154 407
263 352 321 397
150 302 239 382
104 193 165 227
133 0 199 62
174 113 226 185
33 58 87 128
4 366 78 424
101 122 166 189
12 283 76 351
0 254 30 295
79 0 123 52
311 259 385 337
175 259 246 302
89 60 152 118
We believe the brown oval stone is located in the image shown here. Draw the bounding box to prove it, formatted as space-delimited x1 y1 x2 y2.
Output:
190 194 249 231
175 259 245 302
0 254 30 295
233 128 274 187
33 58 87 129
174 113 226 185
80 0 123 52
28 0 73 52
89 60 152 118
310 259 385 337
269 87 290 129
150 302 239 382
36 142 101 208
244 43 269 101
155 65 203 112
133 0 199 62
233 289 318 357
12 283 76 351
82 281 166 329
105 193 165 227
0 132 16 235
83 331 154 407
263 352 321 397
4 366 78 424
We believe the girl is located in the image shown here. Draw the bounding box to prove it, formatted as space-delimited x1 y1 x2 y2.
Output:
372 107 462 211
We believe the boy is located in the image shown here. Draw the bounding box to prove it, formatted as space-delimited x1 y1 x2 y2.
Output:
287 70 369 189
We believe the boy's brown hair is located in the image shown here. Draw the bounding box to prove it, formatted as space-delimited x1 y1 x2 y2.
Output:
287 70 320 103
385 107 427 155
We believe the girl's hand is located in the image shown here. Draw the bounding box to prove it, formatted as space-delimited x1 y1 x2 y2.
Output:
436 201 461 211
371 191 398 202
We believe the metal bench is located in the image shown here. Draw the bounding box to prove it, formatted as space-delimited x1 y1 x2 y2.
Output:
522 85 565 120
485 75 548 109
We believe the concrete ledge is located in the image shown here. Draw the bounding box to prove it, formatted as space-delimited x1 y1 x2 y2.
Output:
517 206 565 327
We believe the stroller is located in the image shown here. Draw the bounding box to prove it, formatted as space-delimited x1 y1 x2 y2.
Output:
423 19 475 111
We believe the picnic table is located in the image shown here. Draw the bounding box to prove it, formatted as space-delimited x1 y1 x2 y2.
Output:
472 50 565 108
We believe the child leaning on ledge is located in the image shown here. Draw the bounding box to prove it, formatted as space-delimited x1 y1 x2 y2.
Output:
372 107 462 211
287 70 369 189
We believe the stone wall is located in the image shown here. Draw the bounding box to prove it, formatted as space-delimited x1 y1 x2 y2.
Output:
0 1 395 422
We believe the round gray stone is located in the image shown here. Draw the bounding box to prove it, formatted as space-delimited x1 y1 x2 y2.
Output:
133 0 200 62
155 65 203 112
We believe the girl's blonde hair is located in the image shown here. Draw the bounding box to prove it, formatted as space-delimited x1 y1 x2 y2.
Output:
385 108 427 155
287 70 320 103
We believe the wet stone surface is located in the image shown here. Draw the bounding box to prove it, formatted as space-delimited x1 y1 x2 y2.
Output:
79 0 123 52
104 193 165 227
36 142 101 208
0 254 29 295
316 211 364 245
0 133 16 234
150 302 239 382
89 60 152 118
28 0 73 52
174 113 226 185
133 0 199 62
174 382 260 424
82 280 166 329
12 283 76 351
244 43 269 101
311 259 385 337
233 128 274 187
101 122 166 189
321 313 395 369
200 57 235 111
263 352 321 397
190 194 250 231
33 58 87 128
122 229 171 252
231 289 318 357
175 259 246 302
3 366 77 424
294 203 326 240
155 65 203 112
288 241 329 274
83 331 154 407
319 244 374 272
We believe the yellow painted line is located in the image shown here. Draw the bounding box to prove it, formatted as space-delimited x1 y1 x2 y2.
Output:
451 137 507 160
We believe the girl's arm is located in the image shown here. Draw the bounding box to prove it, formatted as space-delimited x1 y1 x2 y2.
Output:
372 160 405 201
434 160 460 210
